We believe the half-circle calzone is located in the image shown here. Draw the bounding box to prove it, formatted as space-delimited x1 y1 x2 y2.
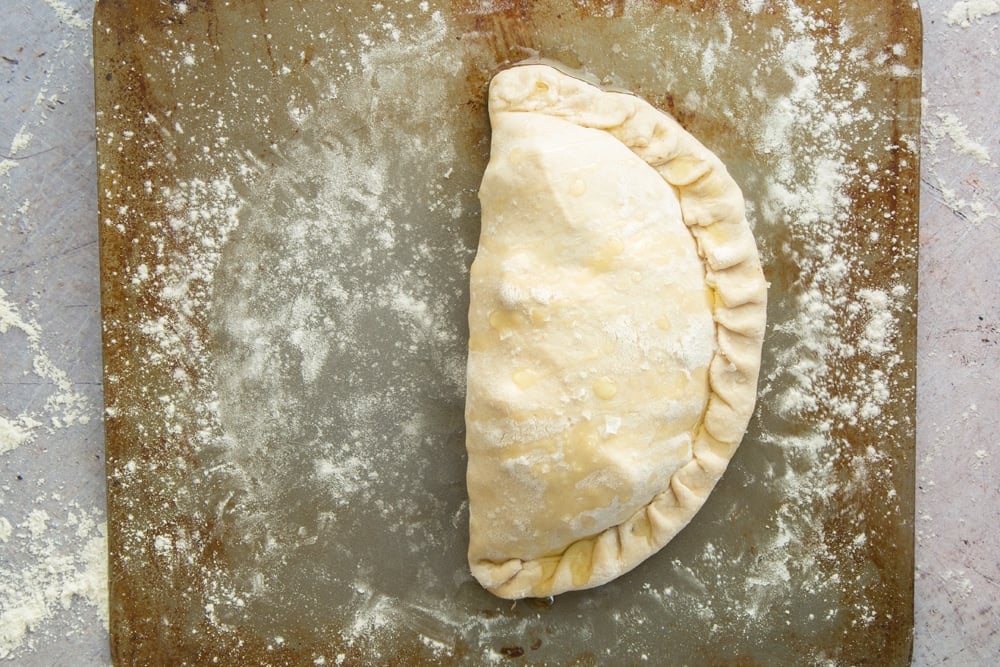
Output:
465 64 767 599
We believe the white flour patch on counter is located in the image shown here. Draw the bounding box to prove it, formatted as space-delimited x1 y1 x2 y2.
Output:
8 128 33 156
921 102 999 225
926 111 992 166
0 288 92 449
0 128 34 179
0 417 38 455
42 0 90 30
945 0 1000 26
0 499 108 659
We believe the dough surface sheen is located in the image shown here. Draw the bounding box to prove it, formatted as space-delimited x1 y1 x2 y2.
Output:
466 64 767 599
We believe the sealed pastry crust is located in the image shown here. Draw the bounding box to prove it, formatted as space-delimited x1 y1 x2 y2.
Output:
465 64 767 599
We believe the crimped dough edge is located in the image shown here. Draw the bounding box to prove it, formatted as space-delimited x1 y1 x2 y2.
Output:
469 64 767 599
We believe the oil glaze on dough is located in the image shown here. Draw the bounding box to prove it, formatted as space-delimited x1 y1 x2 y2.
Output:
465 64 767 599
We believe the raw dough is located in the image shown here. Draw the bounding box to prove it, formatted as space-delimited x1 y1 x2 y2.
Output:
465 64 767 599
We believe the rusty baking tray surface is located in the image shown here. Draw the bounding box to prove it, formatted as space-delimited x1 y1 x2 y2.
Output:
95 1 920 664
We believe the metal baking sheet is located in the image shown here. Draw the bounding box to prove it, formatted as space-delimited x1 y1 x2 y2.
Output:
95 1 920 664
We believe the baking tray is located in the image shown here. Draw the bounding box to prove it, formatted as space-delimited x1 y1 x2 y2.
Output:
95 1 920 664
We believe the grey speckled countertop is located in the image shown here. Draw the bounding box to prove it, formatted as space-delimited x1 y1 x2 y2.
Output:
1 1 997 665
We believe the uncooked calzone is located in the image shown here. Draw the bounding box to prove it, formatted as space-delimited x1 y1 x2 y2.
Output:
465 64 766 599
